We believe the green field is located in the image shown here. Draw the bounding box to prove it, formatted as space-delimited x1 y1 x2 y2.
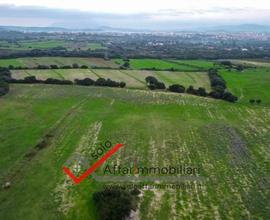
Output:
0 84 269 219
114 59 214 71
0 40 106 51
220 67 270 105
0 57 119 68
11 69 211 90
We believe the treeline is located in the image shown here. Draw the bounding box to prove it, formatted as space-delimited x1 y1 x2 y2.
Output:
6 63 118 70
0 48 106 59
144 75 237 103
208 68 238 102
7 76 126 88
0 68 10 96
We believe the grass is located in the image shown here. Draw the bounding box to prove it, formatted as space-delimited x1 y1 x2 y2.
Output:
11 69 211 90
0 57 119 68
0 84 269 219
114 59 206 71
0 40 107 51
219 67 270 105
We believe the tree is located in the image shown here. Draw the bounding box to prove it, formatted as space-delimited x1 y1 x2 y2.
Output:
168 84 185 93
145 76 158 85
50 65 59 69
156 82 166 89
0 79 9 96
236 65 244 72
222 92 238 103
148 84 156 90
122 61 130 69
75 78 95 86
197 87 207 97
80 65 88 69
24 76 40 83
249 99 255 104
72 63 79 69
187 85 195 94
93 189 138 220
256 99 262 104
119 82 126 88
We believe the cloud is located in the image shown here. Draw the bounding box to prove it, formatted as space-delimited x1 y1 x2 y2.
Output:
0 4 270 29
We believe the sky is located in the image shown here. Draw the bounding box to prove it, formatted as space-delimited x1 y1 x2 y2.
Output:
0 0 270 29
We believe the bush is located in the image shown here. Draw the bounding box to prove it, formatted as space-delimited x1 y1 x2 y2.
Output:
44 78 73 85
249 99 255 104
72 63 79 69
93 189 138 220
145 76 159 85
119 82 126 88
24 76 41 83
197 87 207 97
168 84 185 93
50 65 59 69
0 79 9 96
222 92 238 103
75 78 95 86
187 85 196 94
37 65 50 69
148 84 156 90
156 82 166 89
80 65 88 69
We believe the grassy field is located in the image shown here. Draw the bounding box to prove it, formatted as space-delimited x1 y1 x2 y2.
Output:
227 59 270 67
114 59 214 71
11 69 211 90
0 40 106 51
220 67 270 105
0 57 119 68
0 84 269 219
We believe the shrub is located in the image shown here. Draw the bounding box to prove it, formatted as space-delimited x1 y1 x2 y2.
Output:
145 76 159 85
249 99 255 104
44 78 73 85
148 84 156 90
50 65 59 69
0 79 9 96
168 84 185 93
93 189 138 220
72 63 79 69
119 82 126 88
156 82 166 89
80 65 88 69
37 65 50 69
256 99 262 104
75 78 95 86
197 87 207 97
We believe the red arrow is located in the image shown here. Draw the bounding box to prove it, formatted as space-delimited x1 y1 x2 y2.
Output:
63 143 123 184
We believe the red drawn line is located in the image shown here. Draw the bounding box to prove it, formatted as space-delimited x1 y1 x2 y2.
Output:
63 143 123 185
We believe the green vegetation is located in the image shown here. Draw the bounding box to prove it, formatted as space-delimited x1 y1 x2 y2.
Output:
11 69 211 90
0 40 107 51
0 84 269 219
115 59 213 71
0 57 118 68
219 67 270 105
0 59 269 220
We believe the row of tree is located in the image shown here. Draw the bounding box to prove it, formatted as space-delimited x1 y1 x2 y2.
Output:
145 75 238 103
208 68 238 102
0 68 10 96
8 76 126 88
7 64 116 70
